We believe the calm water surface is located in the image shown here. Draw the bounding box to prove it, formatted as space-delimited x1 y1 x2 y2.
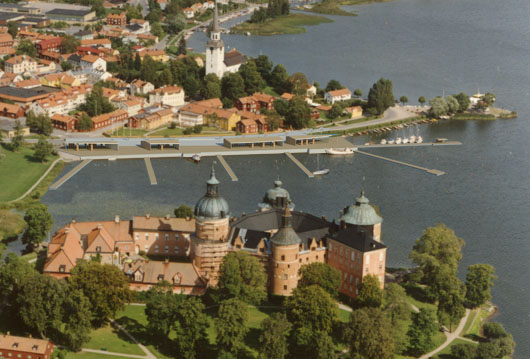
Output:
41 0 530 356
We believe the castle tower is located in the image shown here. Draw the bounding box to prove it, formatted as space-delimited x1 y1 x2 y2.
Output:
190 166 231 285
270 206 301 296
205 1 225 78
339 190 383 241
258 179 295 211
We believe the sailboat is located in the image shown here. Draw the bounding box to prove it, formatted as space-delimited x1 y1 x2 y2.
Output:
313 153 329 175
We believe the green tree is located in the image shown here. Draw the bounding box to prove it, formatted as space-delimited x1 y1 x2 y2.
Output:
254 55 273 83
16 39 37 58
325 79 343 92
399 95 408 106
285 96 311 129
77 113 93 131
10 119 24 151
298 262 341 298
151 22 164 39
328 102 345 119
26 113 52 135
450 343 476 359
465 264 496 308
266 112 282 131
217 251 267 305
314 332 335 359
345 307 394 359
409 223 465 299
354 88 363 98
201 73 222 99
61 288 92 351
70 261 133 326
174 204 194 218
7 21 18 38
483 92 496 106
79 86 116 116
145 289 182 336
215 298 249 355
177 37 187 55
61 35 80 54
407 308 438 356
287 72 309 96
367 78 395 115
167 14 186 34
258 312 292 359
428 96 448 118
125 4 143 21
33 137 54 162
174 296 210 359
273 98 289 117
356 274 383 308
270 64 289 94
22 204 53 250
239 60 265 94
383 283 410 324
483 322 509 339
418 96 426 106
60 61 73 71
221 72 246 107
437 276 466 331
445 95 460 114
454 92 471 112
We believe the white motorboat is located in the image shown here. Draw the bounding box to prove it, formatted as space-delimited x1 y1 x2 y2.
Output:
388 139 395 144
380 139 387 145
395 137 402 144
409 135 416 143
416 136 423 143
191 154 201 163
402 138 409 144
312 154 329 175
325 148 354 155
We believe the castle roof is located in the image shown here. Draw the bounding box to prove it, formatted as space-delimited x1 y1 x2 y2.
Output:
340 191 382 226
194 167 230 220
270 207 301 246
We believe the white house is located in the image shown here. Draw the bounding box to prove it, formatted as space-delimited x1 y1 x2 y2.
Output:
183 7 194 18
4 55 38 74
130 79 155 95
80 55 107 72
149 86 185 107
306 84 317 98
325 88 352 104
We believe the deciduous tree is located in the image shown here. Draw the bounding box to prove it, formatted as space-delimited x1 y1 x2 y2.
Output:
258 312 291 359
407 308 438 356
221 72 246 107
174 204 194 218
270 64 289 94
345 307 394 359
437 276 466 331
287 72 309 96
418 96 426 106
383 283 410 324
285 96 311 129
33 137 54 162
215 298 249 355
399 96 408 106
77 113 93 131
445 95 460 114
354 88 363 98
61 288 92 351
10 120 24 151
145 289 182 337
454 92 471 112
356 274 383 308
22 203 53 250
367 78 395 115
465 264 496 308
428 97 448 118
16 39 37 58
325 80 343 92
174 296 210 359
239 60 265 95
298 262 341 298
7 21 18 38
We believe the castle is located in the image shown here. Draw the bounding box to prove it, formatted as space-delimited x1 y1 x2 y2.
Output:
44 168 387 298
205 1 246 79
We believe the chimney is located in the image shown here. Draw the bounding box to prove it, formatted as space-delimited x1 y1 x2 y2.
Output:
146 213 150 219
186 216 190 221
97 223 102 229
165 214 170 220
115 215 120 224
71 218 76 223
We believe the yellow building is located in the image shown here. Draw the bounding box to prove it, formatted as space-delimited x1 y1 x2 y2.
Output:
40 73 80 88
214 109 240 131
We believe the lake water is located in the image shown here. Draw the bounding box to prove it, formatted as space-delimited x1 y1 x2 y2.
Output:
40 0 530 356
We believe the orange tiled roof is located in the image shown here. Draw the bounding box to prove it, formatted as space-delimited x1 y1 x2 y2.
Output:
327 88 351 97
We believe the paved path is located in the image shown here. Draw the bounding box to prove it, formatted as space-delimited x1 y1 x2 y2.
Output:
419 308 471 359
8 158 62 203
81 348 149 358
330 106 418 132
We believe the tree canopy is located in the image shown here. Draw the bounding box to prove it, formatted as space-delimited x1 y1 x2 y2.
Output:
258 312 292 359
215 298 249 355
33 137 54 163
356 274 383 308
284 96 311 129
465 263 496 308
22 203 53 249
174 204 194 219
367 78 395 115
298 262 341 298
407 308 438 356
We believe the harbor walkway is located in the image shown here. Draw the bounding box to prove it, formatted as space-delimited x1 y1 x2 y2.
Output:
50 159 92 190
217 155 238 181
354 150 445 176
285 152 314 178
144 158 157 185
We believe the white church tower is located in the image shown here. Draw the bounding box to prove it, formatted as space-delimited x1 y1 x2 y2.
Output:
205 1 225 78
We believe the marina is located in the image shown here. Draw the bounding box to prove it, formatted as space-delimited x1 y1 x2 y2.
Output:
49 159 92 190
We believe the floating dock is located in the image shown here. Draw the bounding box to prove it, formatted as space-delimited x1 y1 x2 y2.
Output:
285 152 314 178
353 150 445 176
217 155 238 181
144 158 157 185
50 159 92 190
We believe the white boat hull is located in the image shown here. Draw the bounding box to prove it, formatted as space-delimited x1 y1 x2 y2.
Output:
325 148 354 155
313 169 330 175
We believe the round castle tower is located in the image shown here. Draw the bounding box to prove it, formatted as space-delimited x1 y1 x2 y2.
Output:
270 206 301 296
258 179 295 211
190 167 231 285
339 190 383 241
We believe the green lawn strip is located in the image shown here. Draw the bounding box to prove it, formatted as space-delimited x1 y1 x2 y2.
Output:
0 145 58 202
263 86 280 97
108 127 149 137
0 209 25 240
19 251 37 263
148 126 231 137
338 308 351 323
232 14 333 36
65 352 137 359
83 324 144 356
467 304 492 337
462 308 478 335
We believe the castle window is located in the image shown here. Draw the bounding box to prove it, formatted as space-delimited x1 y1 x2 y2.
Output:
96 246 101 253
379 264 383 270
260 247 265 253
145 234 149 241
316 255 319 260
155 245 159 253
174 246 179 254
59 265 66 273
281 255 285 261
165 245 169 254
311 246 315 251
284 274 287 280
155 233 159 240
366 254 370 264
306 257 309 262
351 252 355 261
379 252 383 261
135 234 139 241
157 274 164 281
344 272 347 279
287 264 290 268
144 245 148 251
165 234 169 241
365 267 369 273
175 234 179 241
329 243 332 250
299 259 302 263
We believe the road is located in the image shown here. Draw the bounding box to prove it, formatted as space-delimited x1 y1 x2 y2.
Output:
329 106 418 132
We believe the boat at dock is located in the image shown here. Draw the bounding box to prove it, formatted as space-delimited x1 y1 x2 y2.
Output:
325 148 354 155
395 137 402 144
312 153 330 175
192 154 201 163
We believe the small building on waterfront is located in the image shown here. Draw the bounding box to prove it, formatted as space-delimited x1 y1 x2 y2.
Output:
325 88 352 104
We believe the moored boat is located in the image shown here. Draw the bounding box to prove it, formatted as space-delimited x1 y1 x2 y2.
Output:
325 148 354 155
395 137 402 144
380 139 387 144
192 154 201 163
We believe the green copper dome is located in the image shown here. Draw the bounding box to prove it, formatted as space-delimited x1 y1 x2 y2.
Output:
340 190 382 226
194 167 230 220
259 179 295 210
271 207 301 246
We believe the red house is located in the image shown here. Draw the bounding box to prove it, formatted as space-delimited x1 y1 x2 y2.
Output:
235 96 258 113
0 33 14 47
236 119 258 134
0 334 54 359
51 114 78 131
0 102 25 118
252 92 275 111
36 37 62 55
107 12 127 26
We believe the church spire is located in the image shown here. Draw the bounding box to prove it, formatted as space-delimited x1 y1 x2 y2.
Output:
212 0 220 33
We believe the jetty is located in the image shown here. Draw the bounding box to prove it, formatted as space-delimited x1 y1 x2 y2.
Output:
353 150 445 176
285 152 314 178
217 155 238 181
144 158 157 185
50 159 92 190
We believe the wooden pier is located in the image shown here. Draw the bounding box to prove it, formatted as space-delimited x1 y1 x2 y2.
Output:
353 150 445 176
217 155 238 181
50 159 92 190
144 158 157 185
285 152 314 178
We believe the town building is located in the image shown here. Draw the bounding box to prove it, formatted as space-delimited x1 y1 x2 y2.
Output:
0 33 13 47
235 92 275 113
107 11 126 26
149 86 185 107
51 113 77 131
183 7 194 18
178 102 239 129
128 106 174 129
325 88 352 104
205 2 245 78
130 79 154 95
0 119 30 138
44 171 387 298
29 85 91 117
0 102 24 118
0 85 59 106
344 105 363 119
80 55 107 72
91 108 128 129
0 334 54 359
45 8 96 23
4 55 38 74
137 49 169 62
35 37 62 55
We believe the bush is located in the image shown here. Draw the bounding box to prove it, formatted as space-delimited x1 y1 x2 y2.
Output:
450 343 476 359
483 322 508 339
168 121 177 129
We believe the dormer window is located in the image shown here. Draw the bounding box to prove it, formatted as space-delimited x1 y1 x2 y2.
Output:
157 274 164 281
96 246 101 253
59 265 66 273
12 343 19 348
32 345 39 351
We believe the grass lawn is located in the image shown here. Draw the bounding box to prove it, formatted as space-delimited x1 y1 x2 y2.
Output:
231 14 333 36
0 145 59 202
65 352 136 359
303 0 392 16
338 308 351 323
462 308 478 335
0 209 25 240
467 304 493 337
149 126 230 137
108 127 149 137
263 86 280 97
83 324 144 356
